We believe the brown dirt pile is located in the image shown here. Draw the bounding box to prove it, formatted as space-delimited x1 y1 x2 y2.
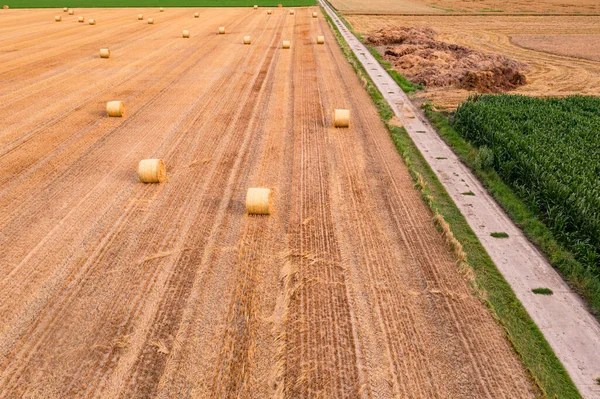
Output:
367 26 528 92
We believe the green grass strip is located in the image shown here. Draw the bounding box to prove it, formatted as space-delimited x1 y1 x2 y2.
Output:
9 0 315 8
532 288 554 295
424 105 600 320
323 6 581 398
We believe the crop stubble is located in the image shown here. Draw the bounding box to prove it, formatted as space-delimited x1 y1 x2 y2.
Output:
0 7 535 398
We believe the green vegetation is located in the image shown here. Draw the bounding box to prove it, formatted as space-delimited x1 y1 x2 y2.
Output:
9 0 314 7
454 95 600 277
480 8 504 12
491 232 510 238
324 9 580 398
461 191 475 196
424 103 600 318
532 288 554 295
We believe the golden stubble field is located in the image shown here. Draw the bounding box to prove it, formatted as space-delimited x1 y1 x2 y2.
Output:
0 6 536 398
330 0 599 14
348 14 600 109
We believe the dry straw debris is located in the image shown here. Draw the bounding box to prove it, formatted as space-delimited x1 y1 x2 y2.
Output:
334 109 350 127
138 159 167 183
106 101 124 117
246 188 272 215
366 26 527 93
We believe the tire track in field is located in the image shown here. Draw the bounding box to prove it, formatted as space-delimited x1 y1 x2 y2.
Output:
117 11 288 399
282 13 361 398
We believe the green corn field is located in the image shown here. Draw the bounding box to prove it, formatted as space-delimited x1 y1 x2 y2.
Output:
453 94 600 273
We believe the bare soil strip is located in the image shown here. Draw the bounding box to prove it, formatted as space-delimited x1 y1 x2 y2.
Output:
319 2 600 398
0 7 536 398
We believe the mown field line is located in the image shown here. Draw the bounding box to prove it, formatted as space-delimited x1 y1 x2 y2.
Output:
319 0 600 398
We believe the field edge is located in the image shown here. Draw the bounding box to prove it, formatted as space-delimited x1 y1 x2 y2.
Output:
321 4 582 398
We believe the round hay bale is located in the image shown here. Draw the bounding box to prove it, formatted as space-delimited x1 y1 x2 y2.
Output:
147 18 154 24
106 101 124 117
159 7 164 11
55 15 61 21
99 48 110 58
78 16 84 22
63 7 67 11
317 35 324 44
68 9 73 14
282 40 290 49
278 3 282 7
312 11 318 18
88 19 95 25
290 9 294 15
267 9 272 14
138 159 167 183
243 35 251 45
334 109 350 128
137 13 143 20
246 188 271 215
254 5 257 9
3 5 9 9
218 26 225 34
182 30 190 38
194 12 199 17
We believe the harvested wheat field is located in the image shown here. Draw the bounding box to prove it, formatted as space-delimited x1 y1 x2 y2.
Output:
330 0 600 14
349 15 600 109
0 7 538 398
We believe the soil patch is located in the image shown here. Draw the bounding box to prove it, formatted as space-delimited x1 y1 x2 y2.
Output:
367 26 528 92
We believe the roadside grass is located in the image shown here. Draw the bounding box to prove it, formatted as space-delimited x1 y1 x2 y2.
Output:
532 288 554 295
8 0 315 7
323 6 581 399
423 105 600 320
491 232 510 238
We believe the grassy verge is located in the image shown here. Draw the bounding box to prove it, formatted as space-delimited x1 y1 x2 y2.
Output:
424 105 600 319
322 7 581 399
9 0 315 7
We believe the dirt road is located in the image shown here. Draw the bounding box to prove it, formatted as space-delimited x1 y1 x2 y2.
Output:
0 7 535 398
